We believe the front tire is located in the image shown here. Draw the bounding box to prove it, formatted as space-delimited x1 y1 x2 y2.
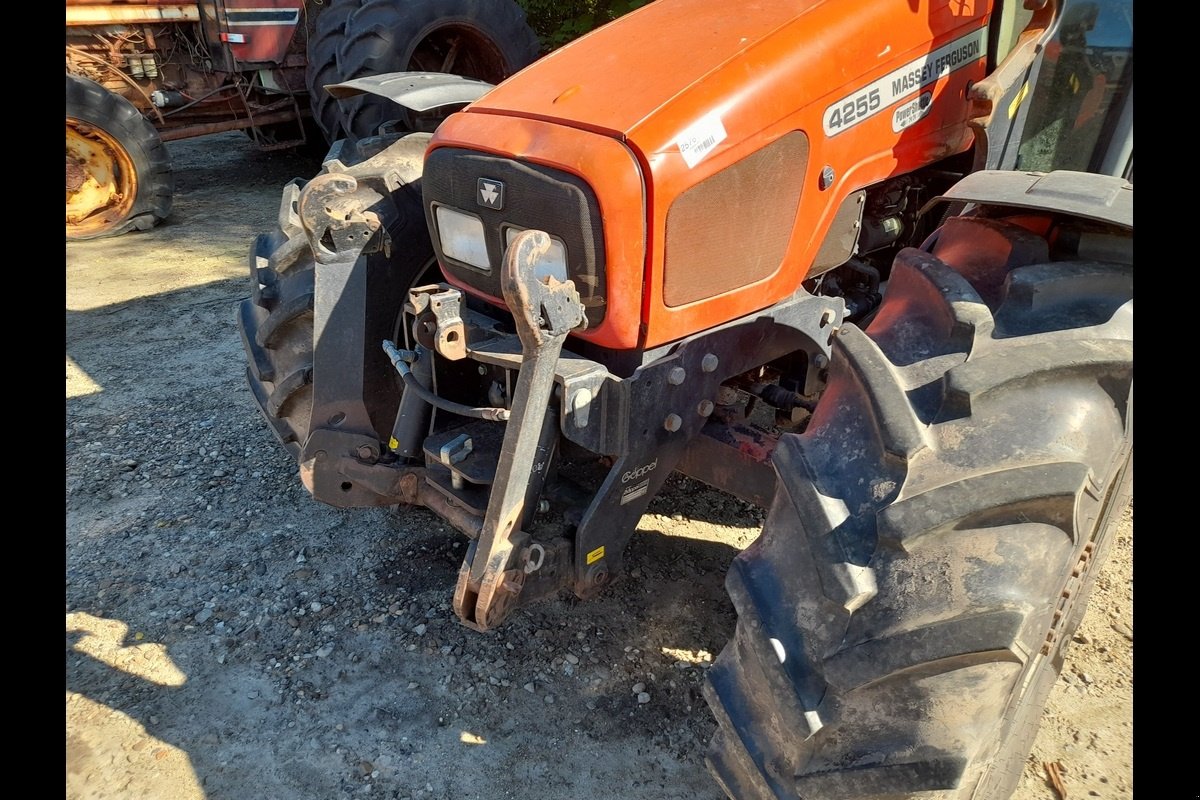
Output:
238 133 438 457
705 212 1133 799
66 74 173 240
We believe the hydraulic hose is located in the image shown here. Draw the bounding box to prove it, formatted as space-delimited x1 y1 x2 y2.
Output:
382 340 510 422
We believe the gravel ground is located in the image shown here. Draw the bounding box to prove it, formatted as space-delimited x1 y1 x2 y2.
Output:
66 132 1132 800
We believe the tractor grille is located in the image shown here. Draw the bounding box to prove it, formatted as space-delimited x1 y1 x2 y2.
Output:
423 147 608 327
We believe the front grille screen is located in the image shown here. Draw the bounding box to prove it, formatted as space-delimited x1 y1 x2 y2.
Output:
664 132 809 307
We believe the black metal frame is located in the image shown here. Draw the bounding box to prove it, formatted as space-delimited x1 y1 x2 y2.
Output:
292 215 845 627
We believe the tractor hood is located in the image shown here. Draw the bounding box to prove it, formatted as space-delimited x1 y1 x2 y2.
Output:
433 0 991 349
465 0 989 167
468 0 812 139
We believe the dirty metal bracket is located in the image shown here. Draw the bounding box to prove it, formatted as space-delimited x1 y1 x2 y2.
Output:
297 172 386 264
407 282 620 454
406 283 468 360
292 174 422 508
451 230 587 631
569 289 845 596
469 335 616 454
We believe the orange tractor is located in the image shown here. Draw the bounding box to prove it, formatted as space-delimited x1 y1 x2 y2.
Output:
239 0 1133 796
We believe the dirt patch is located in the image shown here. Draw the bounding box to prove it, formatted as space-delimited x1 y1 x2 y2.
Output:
66 132 1131 800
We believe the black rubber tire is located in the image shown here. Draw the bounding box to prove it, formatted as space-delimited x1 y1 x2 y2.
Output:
66 74 173 240
238 132 438 455
305 0 366 145
704 214 1133 799
335 0 540 140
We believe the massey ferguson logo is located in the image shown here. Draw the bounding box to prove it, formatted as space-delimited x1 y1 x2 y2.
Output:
622 459 658 483
477 178 504 210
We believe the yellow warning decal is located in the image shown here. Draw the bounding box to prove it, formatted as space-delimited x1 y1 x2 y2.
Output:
1007 81 1030 119
586 546 605 565
388 436 400 450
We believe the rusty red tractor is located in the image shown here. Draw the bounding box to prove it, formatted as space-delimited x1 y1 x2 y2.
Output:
66 0 539 239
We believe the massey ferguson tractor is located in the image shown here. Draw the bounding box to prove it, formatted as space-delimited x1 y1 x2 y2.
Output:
238 0 1133 796
65 0 539 239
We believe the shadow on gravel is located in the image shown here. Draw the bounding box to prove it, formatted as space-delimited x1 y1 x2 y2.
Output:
65 497 745 799
66 276 250 405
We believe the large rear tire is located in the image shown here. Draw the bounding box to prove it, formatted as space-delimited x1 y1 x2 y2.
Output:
305 0 366 145
705 213 1133 799
66 74 173 240
335 0 540 140
238 132 438 456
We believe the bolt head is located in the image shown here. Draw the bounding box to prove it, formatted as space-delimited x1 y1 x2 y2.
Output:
667 367 686 386
698 400 714 417
701 354 719 373
587 565 609 587
664 413 682 432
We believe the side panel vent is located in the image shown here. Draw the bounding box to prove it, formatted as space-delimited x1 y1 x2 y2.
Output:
664 132 809 307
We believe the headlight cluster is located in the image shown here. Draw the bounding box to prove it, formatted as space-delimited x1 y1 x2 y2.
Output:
434 204 569 283
423 147 608 328
433 205 490 271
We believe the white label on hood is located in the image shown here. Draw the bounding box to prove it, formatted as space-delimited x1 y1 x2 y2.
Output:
676 113 727 169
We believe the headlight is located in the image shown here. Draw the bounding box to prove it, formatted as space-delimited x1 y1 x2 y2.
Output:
504 226 569 283
434 205 489 271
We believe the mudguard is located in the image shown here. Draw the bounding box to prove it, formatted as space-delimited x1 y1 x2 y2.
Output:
326 72 496 113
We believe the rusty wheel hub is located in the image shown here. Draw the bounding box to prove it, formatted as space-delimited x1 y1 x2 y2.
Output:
66 119 137 238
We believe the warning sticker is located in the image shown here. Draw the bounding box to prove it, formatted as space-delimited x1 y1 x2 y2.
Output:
676 112 728 169
621 479 651 505
823 25 987 137
586 546 606 565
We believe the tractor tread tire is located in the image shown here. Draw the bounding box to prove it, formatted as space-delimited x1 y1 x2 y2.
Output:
305 0 365 145
705 217 1133 800
238 133 436 456
335 0 540 140
66 74 173 240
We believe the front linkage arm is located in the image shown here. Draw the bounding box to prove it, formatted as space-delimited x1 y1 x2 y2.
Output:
452 230 587 631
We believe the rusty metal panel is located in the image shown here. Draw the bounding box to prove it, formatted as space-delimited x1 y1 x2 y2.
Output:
222 0 305 64
65 4 201 25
